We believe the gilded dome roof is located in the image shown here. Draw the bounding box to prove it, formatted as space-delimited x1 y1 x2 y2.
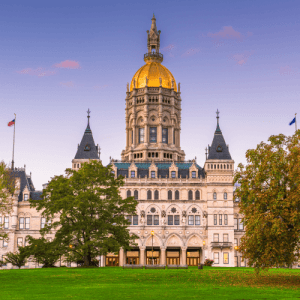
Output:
130 60 177 92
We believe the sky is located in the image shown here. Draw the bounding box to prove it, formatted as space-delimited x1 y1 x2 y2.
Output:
1 0 299 190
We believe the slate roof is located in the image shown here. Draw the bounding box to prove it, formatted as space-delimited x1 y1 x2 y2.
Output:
208 122 232 160
10 169 42 201
113 162 205 179
74 123 100 160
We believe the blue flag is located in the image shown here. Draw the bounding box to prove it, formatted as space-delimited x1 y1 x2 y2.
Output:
289 117 296 126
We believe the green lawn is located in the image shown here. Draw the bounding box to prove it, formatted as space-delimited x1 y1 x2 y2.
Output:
1 267 299 300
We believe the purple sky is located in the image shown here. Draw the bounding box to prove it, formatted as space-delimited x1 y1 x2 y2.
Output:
1 0 299 190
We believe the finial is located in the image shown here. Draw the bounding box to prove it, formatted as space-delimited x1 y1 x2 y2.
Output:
87 108 91 126
127 83 129 92
215 109 221 133
178 83 181 92
205 147 208 160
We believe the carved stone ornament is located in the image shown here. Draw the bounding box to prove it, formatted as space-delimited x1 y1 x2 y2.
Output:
171 79 174 88
182 210 187 217
140 210 145 218
161 210 166 217
203 211 208 218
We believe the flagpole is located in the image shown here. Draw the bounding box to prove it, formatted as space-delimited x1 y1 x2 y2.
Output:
12 113 16 170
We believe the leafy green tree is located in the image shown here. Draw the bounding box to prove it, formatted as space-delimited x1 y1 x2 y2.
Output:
26 237 61 268
5 247 29 269
30 161 138 267
0 161 15 239
234 132 300 271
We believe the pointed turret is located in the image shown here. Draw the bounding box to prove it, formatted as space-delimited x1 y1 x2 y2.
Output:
72 110 100 169
147 14 161 54
207 109 232 160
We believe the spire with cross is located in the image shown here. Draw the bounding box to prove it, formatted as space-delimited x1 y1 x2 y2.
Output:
87 108 91 126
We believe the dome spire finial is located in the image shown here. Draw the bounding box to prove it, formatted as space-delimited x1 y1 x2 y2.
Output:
215 109 221 133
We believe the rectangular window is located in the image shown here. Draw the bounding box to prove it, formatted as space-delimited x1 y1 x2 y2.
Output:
171 171 176 178
219 215 222 225
139 128 144 143
133 215 138 225
24 194 29 201
234 238 238 246
41 218 46 229
174 215 180 225
154 215 159 225
4 217 9 229
149 127 157 143
192 171 196 178
162 128 168 144
234 218 238 230
214 214 217 225
19 217 24 229
147 215 152 226
214 252 219 264
131 171 135 178
239 219 244 230
168 215 173 225
223 234 228 242
195 215 200 225
213 233 219 242
126 215 132 225
3 240 8 247
224 214 228 225
223 252 229 264
188 215 194 225
25 218 30 229
151 171 155 178
17 237 23 247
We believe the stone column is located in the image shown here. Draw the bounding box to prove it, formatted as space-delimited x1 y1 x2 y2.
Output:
140 247 145 266
181 248 187 266
119 248 124 267
160 248 166 265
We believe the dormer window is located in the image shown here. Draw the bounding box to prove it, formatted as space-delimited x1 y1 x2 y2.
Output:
171 171 176 178
131 171 135 178
192 171 196 178
151 171 155 178
84 144 91 151
216 145 222 152
24 194 29 201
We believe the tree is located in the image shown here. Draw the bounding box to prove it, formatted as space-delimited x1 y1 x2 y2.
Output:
4 247 29 269
30 161 138 267
234 132 300 271
26 237 61 268
0 161 15 239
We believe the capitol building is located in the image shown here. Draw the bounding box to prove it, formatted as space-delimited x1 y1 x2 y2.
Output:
1 16 245 268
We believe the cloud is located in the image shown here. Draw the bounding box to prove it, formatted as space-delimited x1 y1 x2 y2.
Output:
17 68 56 77
279 65 295 75
54 60 80 69
60 81 74 87
181 48 201 57
230 51 254 65
207 26 252 43
161 44 176 57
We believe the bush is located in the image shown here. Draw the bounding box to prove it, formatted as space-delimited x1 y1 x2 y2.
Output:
204 259 214 266
5 247 29 269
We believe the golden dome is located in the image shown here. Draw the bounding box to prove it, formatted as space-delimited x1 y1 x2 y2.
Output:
130 60 177 92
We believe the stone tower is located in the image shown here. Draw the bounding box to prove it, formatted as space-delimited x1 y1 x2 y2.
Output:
121 15 185 162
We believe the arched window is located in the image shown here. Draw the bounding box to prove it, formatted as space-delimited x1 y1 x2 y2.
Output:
168 190 172 200
230 164 232 169
154 190 159 200
224 192 227 200
213 192 217 200
127 190 131 197
134 190 138 200
227 164 229 169
195 190 200 200
220 164 222 169
73 164 76 168
147 190 152 200
188 190 193 200
175 190 179 200
77 164 80 168
224 164 226 169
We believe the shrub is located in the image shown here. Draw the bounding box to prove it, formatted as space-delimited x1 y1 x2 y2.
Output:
204 259 214 266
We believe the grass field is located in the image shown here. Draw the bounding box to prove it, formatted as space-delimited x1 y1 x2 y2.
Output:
1 267 299 300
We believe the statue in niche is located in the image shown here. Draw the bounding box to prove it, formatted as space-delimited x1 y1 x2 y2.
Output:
159 77 162 86
171 79 174 89
133 78 136 88
145 76 148 86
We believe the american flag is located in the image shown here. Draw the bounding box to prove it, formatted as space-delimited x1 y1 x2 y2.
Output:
8 119 15 127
